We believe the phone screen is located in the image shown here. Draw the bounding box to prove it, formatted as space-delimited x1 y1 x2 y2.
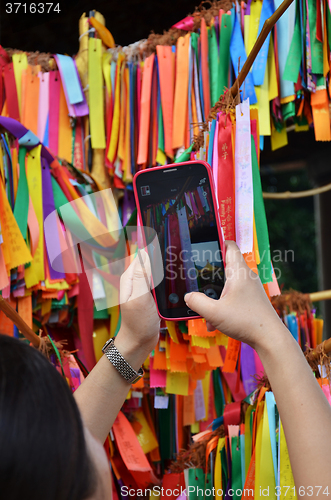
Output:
134 162 225 320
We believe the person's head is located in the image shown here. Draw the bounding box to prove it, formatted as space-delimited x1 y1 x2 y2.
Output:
0 335 109 500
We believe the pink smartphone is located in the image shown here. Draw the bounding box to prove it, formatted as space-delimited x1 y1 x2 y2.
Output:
133 161 225 321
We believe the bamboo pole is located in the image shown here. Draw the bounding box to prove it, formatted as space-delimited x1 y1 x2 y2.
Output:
322 338 331 355
0 296 41 349
310 290 331 302
263 182 331 199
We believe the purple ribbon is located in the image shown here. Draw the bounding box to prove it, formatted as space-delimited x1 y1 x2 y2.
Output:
117 478 128 500
42 158 65 279
0 116 54 164
240 343 258 395
122 189 136 226
245 0 253 15
53 55 89 117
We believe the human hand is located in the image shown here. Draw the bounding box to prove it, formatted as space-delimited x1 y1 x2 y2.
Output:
114 250 160 369
184 241 285 351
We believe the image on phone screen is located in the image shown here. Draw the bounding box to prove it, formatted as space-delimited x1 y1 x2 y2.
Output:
135 162 225 320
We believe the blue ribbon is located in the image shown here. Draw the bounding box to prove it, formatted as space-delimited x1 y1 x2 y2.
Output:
212 415 224 431
199 54 205 121
230 12 257 104
18 130 40 147
43 114 49 147
286 313 299 342
55 54 84 105
274 0 295 98
207 119 217 167
265 391 277 484
252 0 275 86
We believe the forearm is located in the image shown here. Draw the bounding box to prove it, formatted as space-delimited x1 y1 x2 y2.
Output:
74 329 148 443
256 322 331 492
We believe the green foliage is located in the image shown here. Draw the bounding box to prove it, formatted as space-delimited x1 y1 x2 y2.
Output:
261 169 318 294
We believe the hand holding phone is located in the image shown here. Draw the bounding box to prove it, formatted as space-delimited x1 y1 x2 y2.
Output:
133 161 225 321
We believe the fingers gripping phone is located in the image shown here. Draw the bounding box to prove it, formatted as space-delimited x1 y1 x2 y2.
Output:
133 161 225 321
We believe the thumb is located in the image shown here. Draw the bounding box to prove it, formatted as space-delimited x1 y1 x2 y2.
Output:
224 240 247 279
184 291 222 327
131 250 151 300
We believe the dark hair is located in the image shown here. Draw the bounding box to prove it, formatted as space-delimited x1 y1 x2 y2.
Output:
0 335 97 500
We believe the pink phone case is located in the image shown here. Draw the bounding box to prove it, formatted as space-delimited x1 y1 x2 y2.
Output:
133 161 225 322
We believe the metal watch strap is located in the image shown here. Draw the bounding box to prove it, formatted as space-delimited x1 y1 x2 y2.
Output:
102 338 144 385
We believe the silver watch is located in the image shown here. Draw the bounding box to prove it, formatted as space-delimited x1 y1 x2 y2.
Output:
102 338 144 385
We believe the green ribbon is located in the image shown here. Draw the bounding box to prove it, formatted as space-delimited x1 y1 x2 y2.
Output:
308 0 323 74
326 1 331 51
281 101 296 120
114 310 122 336
283 2 302 83
178 320 188 333
250 409 255 437
71 118 76 164
251 136 273 284
301 0 307 56
205 472 213 498
51 295 67 309
191 32 199 69
221 446 228 492
14 147 29 240
218 14 233 97
158 102 165 153
47 334 65 378
231 436 242 496
316 74 325 87
208 25 219 106
93 305 109 319
294 114 308 126
187 469 205 500
175 144 194 163
158 396 173 470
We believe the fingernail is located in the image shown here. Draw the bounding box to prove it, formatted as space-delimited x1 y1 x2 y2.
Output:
184 293 192 302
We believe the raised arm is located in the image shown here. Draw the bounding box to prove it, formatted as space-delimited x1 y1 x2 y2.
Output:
185 241 331 496
74 251 160 443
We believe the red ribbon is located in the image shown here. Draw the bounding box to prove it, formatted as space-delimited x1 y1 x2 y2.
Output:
172 16 194 31
0 71 3 113
77 271 96 372
48 71 61 155
3 63 20 121
217 114 235 241
223 401 241 434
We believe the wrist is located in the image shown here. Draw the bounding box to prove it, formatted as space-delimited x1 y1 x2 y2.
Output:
253 317 295 357
114 329 150 372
